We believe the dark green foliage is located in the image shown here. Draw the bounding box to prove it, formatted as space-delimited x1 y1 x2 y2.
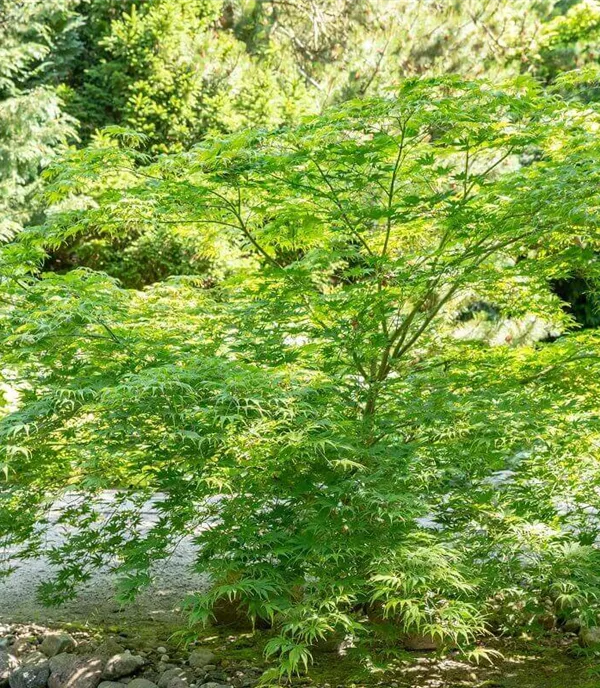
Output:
61 0 316 152
533 0 600 84
552 274 600 328
0 0 77 237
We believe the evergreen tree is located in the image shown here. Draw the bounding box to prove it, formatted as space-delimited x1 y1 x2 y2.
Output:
0 0 77 239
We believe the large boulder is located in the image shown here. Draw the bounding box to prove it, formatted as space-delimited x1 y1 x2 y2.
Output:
187 650 215 670
102 654 144 681
40 634 76 659
9 653 50 688
0 651 18 686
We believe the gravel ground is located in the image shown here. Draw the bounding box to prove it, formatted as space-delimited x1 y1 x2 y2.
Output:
0 492 210 625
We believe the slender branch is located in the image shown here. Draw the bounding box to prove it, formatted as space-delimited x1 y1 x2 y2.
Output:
390 228 537 366
358 35 391 96
196 186 283 270
381 122 407 258
310 158 374 257
520 352 600 385
463 142 470 201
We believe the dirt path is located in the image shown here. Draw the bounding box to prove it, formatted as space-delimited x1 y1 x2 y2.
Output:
0 491 209 625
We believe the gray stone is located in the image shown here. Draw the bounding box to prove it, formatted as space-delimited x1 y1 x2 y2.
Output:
48 654 76 676
157 669 192 688
98 683 125 688
188 652 215 671
103 654 143 681
401 633 440 651
128 680 157 688
94 642 125 660
200 684 231 688
563 618 582 634
49 656 103 688
166 679 187 688
40 634 76 659
579 626 600 648
0 651 18 686
48 652 78 688
9 654 49 688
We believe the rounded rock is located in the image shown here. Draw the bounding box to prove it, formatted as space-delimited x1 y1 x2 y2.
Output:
8 654 50 688
188 652 215 670
579 626 600 648
9 643 32 660
94 641 125 660
563 618 582 634
401 633 440 651
49 655 103 688
40 634 76 659
103 653 144 681
157 669 191 688
166 679 187 688
128 680 157 688
48 652 78 688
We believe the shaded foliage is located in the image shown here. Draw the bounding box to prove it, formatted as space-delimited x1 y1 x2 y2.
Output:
0 0 77 238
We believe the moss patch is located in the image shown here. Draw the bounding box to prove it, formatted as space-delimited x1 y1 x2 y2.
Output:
27 619 599 688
